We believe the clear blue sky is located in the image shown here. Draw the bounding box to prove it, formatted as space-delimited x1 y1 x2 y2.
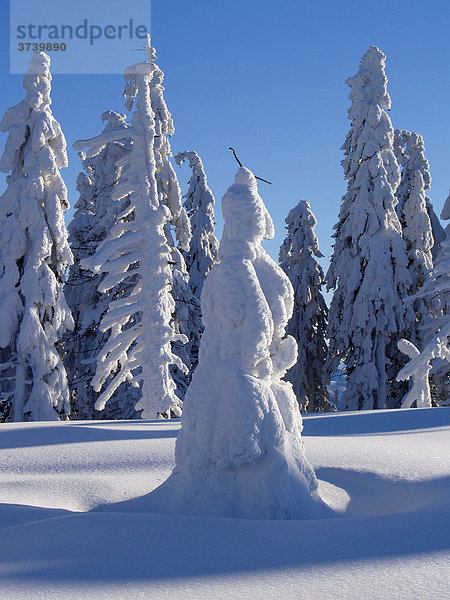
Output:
0 0 449 268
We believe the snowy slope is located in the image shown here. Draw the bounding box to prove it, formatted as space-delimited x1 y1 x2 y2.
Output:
0 409 449 599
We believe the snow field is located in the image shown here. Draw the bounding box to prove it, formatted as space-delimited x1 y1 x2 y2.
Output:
0 408 448 599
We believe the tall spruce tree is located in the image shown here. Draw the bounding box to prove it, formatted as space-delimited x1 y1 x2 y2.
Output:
397 192 450 407
279 200 331 412
389 130 444 405
146 43 197 404
65 111 141 419
73 39 188 418
326 46 412 411
0 53 73 422
172 150 219 384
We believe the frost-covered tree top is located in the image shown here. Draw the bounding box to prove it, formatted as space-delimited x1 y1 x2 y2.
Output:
326 46 411 411
175 150 219 297
279 200 331 412
157 167 328 520
0 52 73 421
124 39 191 252
74 39 187 418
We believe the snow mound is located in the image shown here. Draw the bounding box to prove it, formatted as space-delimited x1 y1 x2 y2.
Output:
147 168 329 520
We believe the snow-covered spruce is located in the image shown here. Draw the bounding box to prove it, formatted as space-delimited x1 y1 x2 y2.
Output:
73 43 188 419
279 200 331 412
175 151 219 297
0 52 73 422
386 168 435 405
172 150 219 386
154 167 329 519
326 46 412 411
65 111 140 419
392 129 446 404
144 42 197 403
399 193 450 407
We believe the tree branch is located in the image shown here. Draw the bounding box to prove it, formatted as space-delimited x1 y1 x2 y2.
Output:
228 147 272 184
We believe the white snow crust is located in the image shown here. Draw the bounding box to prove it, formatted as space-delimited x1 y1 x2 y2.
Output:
0 408 448 599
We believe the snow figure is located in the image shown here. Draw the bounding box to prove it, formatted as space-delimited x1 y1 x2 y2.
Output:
73 40 187 418
175 151 219 297
399 192 450 406
326 46 412 411
279 200 331 412
0 52 73 422
158 167 328 520
65 111 141 419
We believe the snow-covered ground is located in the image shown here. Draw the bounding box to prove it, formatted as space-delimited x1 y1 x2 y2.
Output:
0 408 449 599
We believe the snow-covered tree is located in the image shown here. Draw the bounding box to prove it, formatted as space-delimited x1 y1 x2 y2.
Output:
171 150 219 391
65 111 140 419
174 151 219 297
73 41 188 418
394 129 445 261
155 167 329 519
145 42 197 404
391 130 446 405
0 52 73 422
279 200 331 412
386 169 434 405
326 46 412 411
402 192 450 406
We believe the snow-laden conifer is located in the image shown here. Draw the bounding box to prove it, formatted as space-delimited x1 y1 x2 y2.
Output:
144 43 196 403
0 52 73 421
326 46 412 411
279 200 331 412
65 111 140 419
391 130 445 404
174 151 219 297
400 192 450 406
73 40 188 418
155 167 329 519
